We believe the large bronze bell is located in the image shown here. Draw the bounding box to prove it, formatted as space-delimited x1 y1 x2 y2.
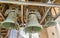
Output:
25 11 43 33
1 7 19 29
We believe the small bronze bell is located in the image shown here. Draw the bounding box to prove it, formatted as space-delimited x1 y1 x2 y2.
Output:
45 15 57 28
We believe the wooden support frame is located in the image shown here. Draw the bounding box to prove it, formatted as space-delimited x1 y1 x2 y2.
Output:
0 0 59 38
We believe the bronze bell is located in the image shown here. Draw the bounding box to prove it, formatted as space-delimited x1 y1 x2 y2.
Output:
45 15 57 28
1 7 19 29
25 11 43 33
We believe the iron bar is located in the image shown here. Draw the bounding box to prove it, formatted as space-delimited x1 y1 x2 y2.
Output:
29 33 32 38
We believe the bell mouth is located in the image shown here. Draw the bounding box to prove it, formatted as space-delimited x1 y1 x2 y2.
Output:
25 26 43 33
2 22 18 29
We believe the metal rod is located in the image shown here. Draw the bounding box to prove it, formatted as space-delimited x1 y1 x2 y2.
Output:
17 26 20 38
17 30 20 38
0 1 60 7
29 33 32 38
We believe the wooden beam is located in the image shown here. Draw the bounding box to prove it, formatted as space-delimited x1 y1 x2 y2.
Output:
0 1 60 7
21 5 24 25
